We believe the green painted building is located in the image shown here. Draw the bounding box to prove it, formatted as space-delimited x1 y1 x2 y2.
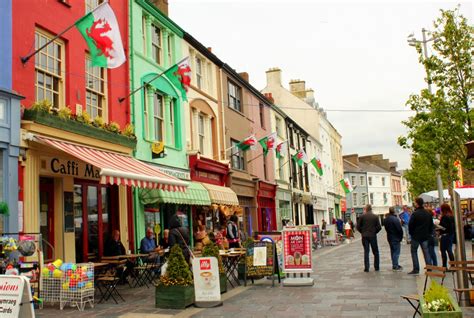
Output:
129 0 200 247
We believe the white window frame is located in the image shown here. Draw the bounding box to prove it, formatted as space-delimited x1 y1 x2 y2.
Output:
228 81 242 112
231 139 245 170
368 176 373 186
198 113 205 154
195 56 203 89
169 98 175 147
85 56 107 120
153 93 164 141
151 24 162 65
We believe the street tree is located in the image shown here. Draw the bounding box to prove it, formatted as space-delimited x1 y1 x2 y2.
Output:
398 7 474 196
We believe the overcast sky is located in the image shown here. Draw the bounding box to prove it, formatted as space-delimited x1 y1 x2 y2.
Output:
170 0 472 170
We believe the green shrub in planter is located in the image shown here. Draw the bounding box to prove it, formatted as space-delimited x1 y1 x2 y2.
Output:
420 281 463 317
155 245 194 309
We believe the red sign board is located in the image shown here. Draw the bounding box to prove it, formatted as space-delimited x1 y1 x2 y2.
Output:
340 199 347 212
199 259 211 270
282 227 312 272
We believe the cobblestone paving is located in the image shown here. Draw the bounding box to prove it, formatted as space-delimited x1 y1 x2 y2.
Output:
36 234 474 318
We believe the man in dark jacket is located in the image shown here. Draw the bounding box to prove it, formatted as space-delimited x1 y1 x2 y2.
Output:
408 197 433 275
384 207 404 271
168 214 191 262
356 204 382 272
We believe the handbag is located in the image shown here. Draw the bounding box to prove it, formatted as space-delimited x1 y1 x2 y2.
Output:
174 228 195 260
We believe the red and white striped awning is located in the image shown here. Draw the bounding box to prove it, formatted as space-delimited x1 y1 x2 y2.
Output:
34 135 188 191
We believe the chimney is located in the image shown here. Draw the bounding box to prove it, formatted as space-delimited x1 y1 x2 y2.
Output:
266 67 282 86
343 154 359 166
264 93 274 104
149 0 169 16
289 79 307 99
207 47 212 53
238 72 249 82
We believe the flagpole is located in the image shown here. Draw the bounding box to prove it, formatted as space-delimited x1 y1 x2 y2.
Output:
20 1 108 64
247 152 264 164
118 56 188 103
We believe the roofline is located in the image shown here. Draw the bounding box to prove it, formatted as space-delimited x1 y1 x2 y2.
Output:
183 32 224 67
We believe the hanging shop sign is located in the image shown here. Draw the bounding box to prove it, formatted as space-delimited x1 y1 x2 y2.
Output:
41 156 100 180
192 257 222 307
151 142 165 159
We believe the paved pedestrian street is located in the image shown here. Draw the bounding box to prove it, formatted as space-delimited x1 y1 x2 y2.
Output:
37 235 474 318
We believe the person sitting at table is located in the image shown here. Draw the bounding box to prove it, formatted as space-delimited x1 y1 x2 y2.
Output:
140 227 160 254
104 229 126 256
159 229 170 250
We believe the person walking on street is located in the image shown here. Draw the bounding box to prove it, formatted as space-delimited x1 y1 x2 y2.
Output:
427 208 438 266
439 203 456 268
344 220 352 239
384 207 404 271
399 205 411 244
408 197 433 275
356 204 382 272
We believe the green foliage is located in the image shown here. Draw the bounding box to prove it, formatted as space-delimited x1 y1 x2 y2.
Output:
106 121 121 133
93 116 105 128
0 202 9 216
159 245 193 286
242 237 254 248
202 242 225 274
422 280 454 312
58 107 72 120
122 123 135 138
76 110 91 124
399 7 474 196
31 100 52 113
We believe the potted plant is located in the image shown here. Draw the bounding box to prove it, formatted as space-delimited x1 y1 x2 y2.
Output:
420 281 463 317
155 245 194 309
202 242 226 293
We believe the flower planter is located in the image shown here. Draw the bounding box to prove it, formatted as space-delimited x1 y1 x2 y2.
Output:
219 273 227 294
420 294 463 318
155 284 194 309
23 109 137 149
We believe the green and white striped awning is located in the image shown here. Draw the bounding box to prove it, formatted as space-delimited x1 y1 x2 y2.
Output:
139 181 211 206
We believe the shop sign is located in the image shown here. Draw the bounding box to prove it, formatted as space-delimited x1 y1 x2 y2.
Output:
192 257 221 305
151 142 165 159
340 199 347 212
0 275 34 317
282 226 312 272
42 157 100 180
196 170 220 182
156 165 190 180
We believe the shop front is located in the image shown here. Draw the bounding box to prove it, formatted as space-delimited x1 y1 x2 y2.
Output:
21 123 187 263
0 88 22 233
276 189 292 229
230 177 257 237
257 181 277 232
313 194 328 226
327 193 336 222
292 191 313 225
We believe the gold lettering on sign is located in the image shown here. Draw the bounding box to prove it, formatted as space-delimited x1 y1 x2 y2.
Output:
42 156 100 180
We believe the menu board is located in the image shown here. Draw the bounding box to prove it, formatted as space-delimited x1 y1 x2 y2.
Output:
245 242 274 278
282 227 313 272
192 257 221 304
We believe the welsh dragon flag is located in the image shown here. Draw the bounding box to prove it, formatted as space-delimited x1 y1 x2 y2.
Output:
292 149 308 167
164 57 191 101
311 158 323 176
236 135 258 151
275 141 287 158
258 132 277 156
340 178 353 194
75 1 126 68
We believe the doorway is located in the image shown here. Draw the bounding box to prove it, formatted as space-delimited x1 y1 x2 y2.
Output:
40 177 55 261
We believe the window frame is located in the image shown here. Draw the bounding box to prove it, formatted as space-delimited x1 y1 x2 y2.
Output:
382 177 386 186
368 176 373 186
168 98 175 147
153 92 165 142
228 81 242 112
195 56 203 90
85 56 107 121
0 99 7 125
369 193 374 204
151 24 162 65
359 176 365 186
259 103 264 128
231 139 245 171
198 113 205 154
35 29 65 110
351 176 356 186
167 34 173 65
85 0 104 13
142 15 147 56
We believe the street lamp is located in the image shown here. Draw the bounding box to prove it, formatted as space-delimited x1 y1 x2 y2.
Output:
407 28 444 204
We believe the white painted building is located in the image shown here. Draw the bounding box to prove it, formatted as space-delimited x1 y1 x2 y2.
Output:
359 161 392 215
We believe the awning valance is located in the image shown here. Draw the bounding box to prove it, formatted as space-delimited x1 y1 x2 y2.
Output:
33 135 188 191
200 183 239 206
139 182 211 205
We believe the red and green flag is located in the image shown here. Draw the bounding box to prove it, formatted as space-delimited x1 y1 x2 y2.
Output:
236 135 258 151
340 178 353 194
164 57 191 101
75 1 126 68
275 141 287 159
292 149 308 167
258 132 277 156
311 157 323 176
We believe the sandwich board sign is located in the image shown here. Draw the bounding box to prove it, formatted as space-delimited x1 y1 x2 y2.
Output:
192 257 222 308
282 226 314 286
0 275 35 317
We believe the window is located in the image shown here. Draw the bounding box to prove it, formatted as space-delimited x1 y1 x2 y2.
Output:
85 57 106 120
144 87 150 139
85 0 103 13
228 81 241 112
263 157 268 180
291 159 297 188
142 16 147 55
151 24 162 64
0 151 2 231
259 103 264 127
360 176 365 186
351 176 356 186
352 193 358 206
304 164 309 191
275 116 283 138
382 177 386 186
369 193 374 204
289 128 294 148
383 193 388 204
0 99 5 123
153 93 164 141
198 113 205 153
167 35 173 65
362 193 367 204
195 56 203 89
278 156 285 180
169 99 175 146
368 176 373 186
231 139 245 170
35 30 64 109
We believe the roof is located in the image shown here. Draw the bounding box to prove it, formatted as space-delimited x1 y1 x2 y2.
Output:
343 160 364 173
358 161 391 174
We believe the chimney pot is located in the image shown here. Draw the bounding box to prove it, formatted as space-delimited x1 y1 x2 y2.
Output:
149 0 169 16
266 67 282 86
238 72 249 82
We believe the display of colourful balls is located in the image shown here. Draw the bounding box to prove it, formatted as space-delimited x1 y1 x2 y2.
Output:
52 259 62 268
71 264 77 271
42 268 50 277
85 282 92 289
77 282 85 289
62 282 69 290
87 272 93 279
60 264 67 272
47 264 55 272
52 269 63 278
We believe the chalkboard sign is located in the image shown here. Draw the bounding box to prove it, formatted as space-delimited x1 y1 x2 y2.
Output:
64 191 74 232
245 241 274 278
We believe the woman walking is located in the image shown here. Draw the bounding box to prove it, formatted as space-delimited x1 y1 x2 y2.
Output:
439 203 456 268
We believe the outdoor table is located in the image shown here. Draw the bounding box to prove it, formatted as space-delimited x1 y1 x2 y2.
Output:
221 251 245 288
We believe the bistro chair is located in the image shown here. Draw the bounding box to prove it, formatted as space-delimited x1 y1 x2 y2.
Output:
96 261 127 304
401 265 447 318
448 260 474 303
